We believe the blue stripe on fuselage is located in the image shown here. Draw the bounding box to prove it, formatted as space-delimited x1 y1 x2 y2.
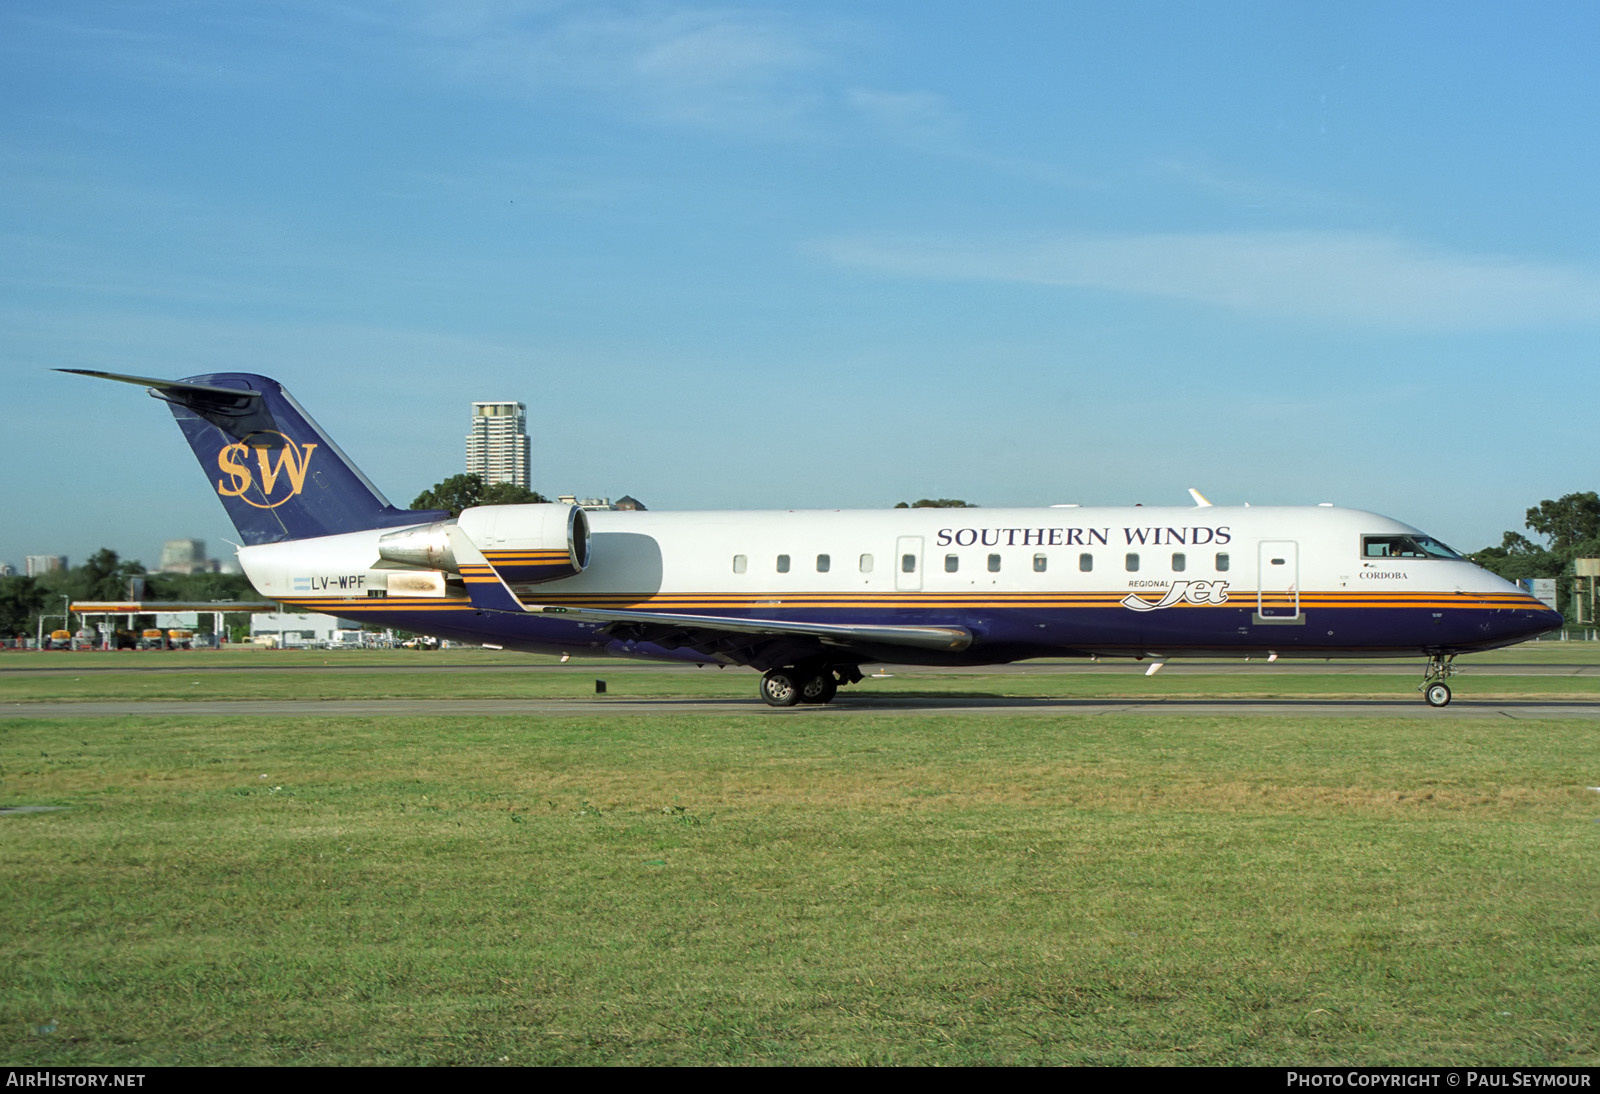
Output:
280 599 1561 665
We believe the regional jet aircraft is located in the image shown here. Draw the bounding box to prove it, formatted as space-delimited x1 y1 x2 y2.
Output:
63 370 1562 706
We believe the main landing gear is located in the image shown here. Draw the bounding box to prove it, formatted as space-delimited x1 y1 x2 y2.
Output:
758 664 859 707
1419 653 1457 707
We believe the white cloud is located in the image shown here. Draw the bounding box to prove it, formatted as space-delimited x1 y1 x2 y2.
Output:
845 88 962 148
403 3 832 136
813 229 1600 330
1153 158 1350 216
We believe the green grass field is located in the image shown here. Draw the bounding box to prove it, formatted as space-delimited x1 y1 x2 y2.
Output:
2 647 1597 1065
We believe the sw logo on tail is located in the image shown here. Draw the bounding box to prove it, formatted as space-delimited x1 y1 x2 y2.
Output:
215 431 318 509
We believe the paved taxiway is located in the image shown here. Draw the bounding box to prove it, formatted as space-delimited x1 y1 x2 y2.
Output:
7 696 1600 719
6 658 1600 677
7 655 1598 719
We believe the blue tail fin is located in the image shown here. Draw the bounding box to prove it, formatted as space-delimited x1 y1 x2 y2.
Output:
62 370 448 545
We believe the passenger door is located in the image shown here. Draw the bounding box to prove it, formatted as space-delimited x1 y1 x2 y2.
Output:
1256 540 1302 622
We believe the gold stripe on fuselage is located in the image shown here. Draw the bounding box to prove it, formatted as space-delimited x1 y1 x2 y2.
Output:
279 589 1539 614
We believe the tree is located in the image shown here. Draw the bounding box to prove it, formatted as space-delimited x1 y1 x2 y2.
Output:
1474 492 1600 618
0 576 45 636
1470 531 1557 584
74 548 147 601
893 499 977 509
1524 493 1600 559
34 549 146 604
147 570 257 603
482 481 547 507
411 474 547 518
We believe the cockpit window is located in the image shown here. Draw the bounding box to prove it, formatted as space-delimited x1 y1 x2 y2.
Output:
1361 534 1462 560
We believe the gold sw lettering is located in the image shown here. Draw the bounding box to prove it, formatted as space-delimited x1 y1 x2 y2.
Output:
214 434 318 509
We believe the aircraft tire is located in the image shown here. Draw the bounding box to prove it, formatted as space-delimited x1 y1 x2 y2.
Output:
798 670 838 705
1424 683 1451 707
760 669 801 707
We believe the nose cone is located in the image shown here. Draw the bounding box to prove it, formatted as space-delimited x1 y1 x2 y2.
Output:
1506 598 1564 644
1532 603 1565 634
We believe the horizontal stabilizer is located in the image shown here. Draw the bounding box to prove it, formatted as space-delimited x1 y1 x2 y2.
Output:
57 369 263 399
60 368 449 545
58 368 280 438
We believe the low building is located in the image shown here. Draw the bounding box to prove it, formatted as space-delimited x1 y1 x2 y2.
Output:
250 611 367 649
557 494 647 511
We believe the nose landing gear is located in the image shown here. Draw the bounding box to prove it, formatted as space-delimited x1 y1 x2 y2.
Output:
1419 654 1457 707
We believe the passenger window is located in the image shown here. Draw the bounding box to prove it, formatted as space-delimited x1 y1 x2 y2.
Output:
732 554 747 574
1033 554 1047 573
901 554 916 573
1126 553 1140 572
859 554 874 573
987 554 1001 573
1216 552 1230 572
945 554 959 573
816 554 830 573
1079 553 1093 572
1172 552 1186 573
776 554 790 573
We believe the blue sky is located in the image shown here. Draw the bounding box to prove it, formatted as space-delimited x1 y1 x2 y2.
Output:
4 1 1597 570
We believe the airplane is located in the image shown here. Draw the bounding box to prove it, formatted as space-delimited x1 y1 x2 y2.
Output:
62 369 1562 707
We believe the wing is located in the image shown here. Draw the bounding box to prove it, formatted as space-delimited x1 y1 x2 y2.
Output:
525 601 972 652
445 525 971 660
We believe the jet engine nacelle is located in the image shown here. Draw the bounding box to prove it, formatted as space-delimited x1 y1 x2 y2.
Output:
377 503 591 584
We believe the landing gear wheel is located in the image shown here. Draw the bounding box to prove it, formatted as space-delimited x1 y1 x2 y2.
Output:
1419 653 1458 707
799 671 838 705
759 669 801 707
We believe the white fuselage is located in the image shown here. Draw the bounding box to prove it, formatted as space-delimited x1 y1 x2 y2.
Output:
237 503 1553 666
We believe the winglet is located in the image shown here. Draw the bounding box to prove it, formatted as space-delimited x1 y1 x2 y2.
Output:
1188 488 1213 508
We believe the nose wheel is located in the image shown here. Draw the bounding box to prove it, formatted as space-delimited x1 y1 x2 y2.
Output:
1419 654 1457 707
